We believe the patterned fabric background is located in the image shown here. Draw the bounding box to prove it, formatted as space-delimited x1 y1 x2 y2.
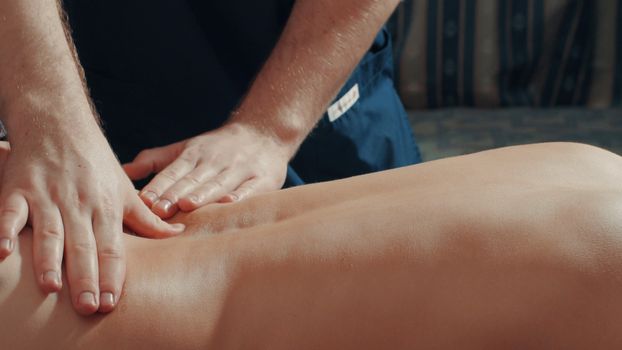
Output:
396 0 622 109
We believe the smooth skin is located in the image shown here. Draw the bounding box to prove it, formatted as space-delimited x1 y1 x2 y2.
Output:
0 0 399 314
1 142 622 349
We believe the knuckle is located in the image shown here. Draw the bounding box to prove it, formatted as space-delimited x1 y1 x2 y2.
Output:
209 179 225 190
159 169 180 181
102 208 120 222
48 186 66 203
69 241 97 255
57 189 90 213
179 149 198 162
97 246 125 261
75 202 91 216
38 228 64 241
98 191 116 206
77 190 94 206
199 154 218 165
184 174 202 186
98 201 120 220
0 206 21 218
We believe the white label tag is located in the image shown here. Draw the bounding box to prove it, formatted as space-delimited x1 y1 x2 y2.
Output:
327 84 360 122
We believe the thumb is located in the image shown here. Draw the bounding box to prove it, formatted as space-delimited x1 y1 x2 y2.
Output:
123 195 185 238
123 143 183 180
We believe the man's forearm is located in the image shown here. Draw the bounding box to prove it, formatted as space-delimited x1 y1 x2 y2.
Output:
230 0 401 156
0 0 96 142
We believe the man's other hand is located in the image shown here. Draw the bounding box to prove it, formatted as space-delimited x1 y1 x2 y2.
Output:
0 132 184 315
124 122 290 219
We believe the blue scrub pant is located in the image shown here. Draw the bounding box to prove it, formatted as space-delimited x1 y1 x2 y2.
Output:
285 27 421 186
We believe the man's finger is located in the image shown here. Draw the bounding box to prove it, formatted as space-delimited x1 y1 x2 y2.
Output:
62 209 100 315
219 177 261 203
123 142 184 181
178 169 248 211
154 165 221 218
123 149 163 181
32 204 64 293
93 209 125 313
0 192 29 259
124 195 185 238
140 156 196 210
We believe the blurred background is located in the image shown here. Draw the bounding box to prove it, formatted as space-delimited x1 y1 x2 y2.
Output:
390 0 622 160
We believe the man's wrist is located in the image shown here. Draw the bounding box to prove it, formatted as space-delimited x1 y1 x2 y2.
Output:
223 117 302 161
3 90 101 146
228 90 318 159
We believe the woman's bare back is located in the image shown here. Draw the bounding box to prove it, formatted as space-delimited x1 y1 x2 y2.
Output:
1 143 622 349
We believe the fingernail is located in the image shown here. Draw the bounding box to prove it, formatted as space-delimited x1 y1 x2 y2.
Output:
142 191 158 205
42 270 61 288
172 223 185 232
78 292 97 308
156 199 173 213
0 238 13 253
100 292 115 308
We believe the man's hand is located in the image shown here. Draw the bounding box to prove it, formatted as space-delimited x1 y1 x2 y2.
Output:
0 0 188 316
0 129 184 315
123 0 403 220
124 122 290 219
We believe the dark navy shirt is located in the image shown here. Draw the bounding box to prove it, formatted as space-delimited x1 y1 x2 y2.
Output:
64 1 421 184
65 1 296 162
